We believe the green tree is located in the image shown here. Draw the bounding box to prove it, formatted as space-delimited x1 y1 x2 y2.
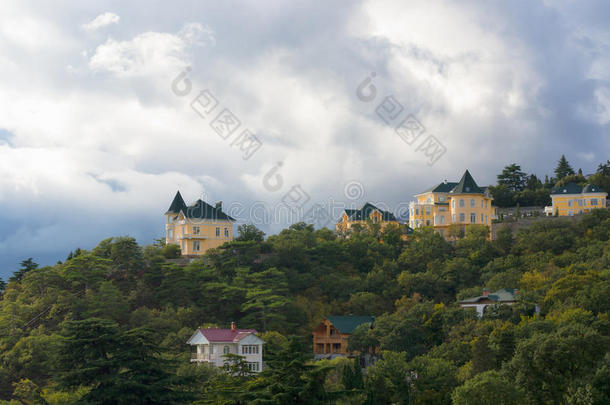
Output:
236 224 266 242
497 164 527 192
452 370 525 405
554 154 575 180
57 318 191 405
9 258 39 283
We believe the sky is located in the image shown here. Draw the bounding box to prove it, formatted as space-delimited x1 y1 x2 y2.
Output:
1 0 610 279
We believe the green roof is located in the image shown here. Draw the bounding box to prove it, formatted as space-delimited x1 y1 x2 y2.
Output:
341 203 397 222
551 182 583 195
582 183 605 194
166 191 187 214
459 288 518 304
327 316 375 333
450 170 485 194
166 191 235 221
423 181 458 193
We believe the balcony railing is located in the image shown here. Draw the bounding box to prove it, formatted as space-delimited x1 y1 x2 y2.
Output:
191 353 217 362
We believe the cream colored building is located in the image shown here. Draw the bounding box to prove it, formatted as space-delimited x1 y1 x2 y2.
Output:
165 191 235 255
409 170 496 239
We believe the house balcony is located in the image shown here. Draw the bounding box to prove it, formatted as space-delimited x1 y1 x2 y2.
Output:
181 233 208 240
191 353 217 362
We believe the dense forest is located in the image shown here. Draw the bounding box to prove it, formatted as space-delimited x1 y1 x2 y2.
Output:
0 157 609 404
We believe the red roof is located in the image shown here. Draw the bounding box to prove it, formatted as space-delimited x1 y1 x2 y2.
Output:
198 328 257 342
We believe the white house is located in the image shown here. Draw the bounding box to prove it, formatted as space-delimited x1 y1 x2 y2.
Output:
187 322 264 373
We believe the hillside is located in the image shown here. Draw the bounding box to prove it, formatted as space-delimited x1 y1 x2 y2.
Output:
1 211 610 404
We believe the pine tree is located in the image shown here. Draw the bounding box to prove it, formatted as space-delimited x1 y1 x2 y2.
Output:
497 164 527 191
9 258 38 283
554 155 575 180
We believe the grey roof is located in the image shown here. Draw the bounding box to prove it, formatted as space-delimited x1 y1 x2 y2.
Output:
166 191 187 214
459 288 518 304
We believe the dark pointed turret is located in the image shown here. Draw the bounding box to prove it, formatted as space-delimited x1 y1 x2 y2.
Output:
450 170 484 194
165 190 187 214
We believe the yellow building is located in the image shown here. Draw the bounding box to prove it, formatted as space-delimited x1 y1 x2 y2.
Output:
165 191 235 255
409 170 496 239
545 183 607 216
336 202 399 235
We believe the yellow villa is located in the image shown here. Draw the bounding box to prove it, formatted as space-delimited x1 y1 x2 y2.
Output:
336 202 399 235
544 183 607 216
409 170 496 239
165 191 235 255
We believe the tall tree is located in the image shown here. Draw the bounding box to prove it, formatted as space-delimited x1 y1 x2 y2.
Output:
554 155 575 180
497 164 526 191
58 318 192 405
9 258 38 283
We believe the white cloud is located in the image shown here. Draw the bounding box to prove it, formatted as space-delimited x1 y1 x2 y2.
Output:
82 12 120 31
88 23 214 77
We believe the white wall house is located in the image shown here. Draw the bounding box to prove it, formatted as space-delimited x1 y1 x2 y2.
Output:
187 323 264 373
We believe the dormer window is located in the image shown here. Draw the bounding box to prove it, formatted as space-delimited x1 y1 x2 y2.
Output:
465 186 470 192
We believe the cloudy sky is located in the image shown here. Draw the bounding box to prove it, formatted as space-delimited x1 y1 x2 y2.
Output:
1 0 609 278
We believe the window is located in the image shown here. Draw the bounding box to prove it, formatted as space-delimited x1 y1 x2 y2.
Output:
481 214 484 223
459 213 465 222
242 345 259 355
426 220 430 226
246 362 259 372
216 227 220 237
223 346 230 354
470 213 476 223
224 228 230 237
485 201 488 208
425 206 431 215
578 199 583 207
181 241 185 251
193 241 201 252
459 199 465 207
481 200 484 208
415 208 419 215
410 209 414 216
426 197 431 204
210 345 214 354
440 215 445 224
167 229 173 239
568 210 574 216
439 196 445 202
452 214 456 222
568 200 573 207
591 198 598 206
193 226 200 235
470 199 475 207
452 200 456 208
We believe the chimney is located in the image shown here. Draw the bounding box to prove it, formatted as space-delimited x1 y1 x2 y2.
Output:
215 201 222 210
482 289 490 296
444 179 448 184
231 321 236 331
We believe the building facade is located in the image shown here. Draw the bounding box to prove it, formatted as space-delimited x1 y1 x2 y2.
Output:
544 183 607 216
409 170 496 239
165 191 235 255
187 323 264 372
312 316 375 357
336 203 399 235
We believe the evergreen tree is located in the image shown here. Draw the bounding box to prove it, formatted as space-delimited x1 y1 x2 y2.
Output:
497 164 527 191
9 258 38 283
0 277 5 296
554 155 575 180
